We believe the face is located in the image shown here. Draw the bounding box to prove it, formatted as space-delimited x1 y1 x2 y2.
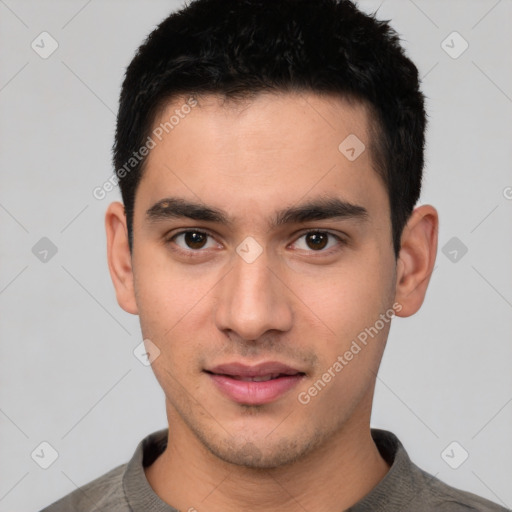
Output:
123 92 400 468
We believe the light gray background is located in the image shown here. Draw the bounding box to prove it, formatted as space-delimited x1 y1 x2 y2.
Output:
1 0 511 510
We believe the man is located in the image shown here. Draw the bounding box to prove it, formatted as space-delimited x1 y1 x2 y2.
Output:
42 0 507 510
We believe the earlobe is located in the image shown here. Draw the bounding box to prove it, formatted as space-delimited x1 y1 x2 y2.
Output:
105 201 138 315
394 205 438 317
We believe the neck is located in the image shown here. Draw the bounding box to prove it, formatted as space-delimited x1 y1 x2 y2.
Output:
145 394 389 511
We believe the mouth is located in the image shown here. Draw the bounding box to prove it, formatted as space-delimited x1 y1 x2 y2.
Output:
204 361 306 405
211 373 293 382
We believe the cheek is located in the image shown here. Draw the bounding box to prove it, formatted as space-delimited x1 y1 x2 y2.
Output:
132 253 222 374
133 244 214 331
294 252 392 345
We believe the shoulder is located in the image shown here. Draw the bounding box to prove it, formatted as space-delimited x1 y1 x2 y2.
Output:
39 428 169 512
417 468 509 512
367 429 509 512
40 463 128 512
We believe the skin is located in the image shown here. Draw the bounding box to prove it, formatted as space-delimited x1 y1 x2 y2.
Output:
106 92 438 511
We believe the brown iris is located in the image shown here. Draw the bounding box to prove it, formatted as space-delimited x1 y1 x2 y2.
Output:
305 232 328 250
184 231 208 249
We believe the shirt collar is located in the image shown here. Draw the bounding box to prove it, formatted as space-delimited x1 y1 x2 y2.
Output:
122 427 414 511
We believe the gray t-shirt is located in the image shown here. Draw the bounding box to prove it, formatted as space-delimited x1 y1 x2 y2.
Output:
40 428 508 511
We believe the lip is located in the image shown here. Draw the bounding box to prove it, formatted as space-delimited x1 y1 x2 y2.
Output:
205 361 306 405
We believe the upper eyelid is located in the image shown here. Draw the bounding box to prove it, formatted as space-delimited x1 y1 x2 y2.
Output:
298 228 344 239
167 228 216 243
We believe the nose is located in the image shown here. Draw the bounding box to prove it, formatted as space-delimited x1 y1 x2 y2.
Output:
213 247 293 341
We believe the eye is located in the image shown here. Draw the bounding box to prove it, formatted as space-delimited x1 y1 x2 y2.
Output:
169 230 219 251
291 230 344 252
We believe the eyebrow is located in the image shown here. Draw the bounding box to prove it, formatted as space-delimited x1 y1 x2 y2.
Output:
146 196 369 227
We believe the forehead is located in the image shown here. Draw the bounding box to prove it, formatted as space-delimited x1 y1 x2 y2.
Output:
136 91 387 224
152 91 372 156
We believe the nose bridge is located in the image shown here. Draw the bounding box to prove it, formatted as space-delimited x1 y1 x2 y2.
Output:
214 247 292 340
232 249 273 304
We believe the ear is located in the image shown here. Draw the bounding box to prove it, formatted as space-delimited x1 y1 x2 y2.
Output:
394 204 438 317
105 201 138 315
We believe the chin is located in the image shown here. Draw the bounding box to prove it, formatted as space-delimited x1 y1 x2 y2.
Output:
202 431 322 470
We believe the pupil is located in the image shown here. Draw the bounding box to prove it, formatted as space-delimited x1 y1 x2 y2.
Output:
185 231 206 249
306 232 327 250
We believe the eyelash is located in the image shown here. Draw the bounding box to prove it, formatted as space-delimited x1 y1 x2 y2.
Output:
165 228 346 257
